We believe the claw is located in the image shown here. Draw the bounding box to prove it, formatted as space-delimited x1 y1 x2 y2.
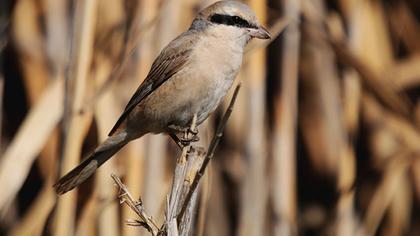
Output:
168 124 198 135
180 132 199 145
168 123 200 149
188 127 198 135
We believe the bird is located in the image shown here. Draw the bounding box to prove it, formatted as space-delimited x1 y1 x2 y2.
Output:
54 0 270 195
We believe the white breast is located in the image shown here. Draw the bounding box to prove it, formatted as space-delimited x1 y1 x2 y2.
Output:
188 36 243 124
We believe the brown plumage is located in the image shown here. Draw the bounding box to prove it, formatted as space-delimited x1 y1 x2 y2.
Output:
54 0 270 195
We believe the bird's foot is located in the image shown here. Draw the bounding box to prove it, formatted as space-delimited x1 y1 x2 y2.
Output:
168 124 198 135
172 136 200 149
187 127 198 136
169 130 199 149
181 126 199 148
180 134 199 145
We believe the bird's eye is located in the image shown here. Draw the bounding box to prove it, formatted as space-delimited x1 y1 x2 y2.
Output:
209 14 256 29
231 15 252 28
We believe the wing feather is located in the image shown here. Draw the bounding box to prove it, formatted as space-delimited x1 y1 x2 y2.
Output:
108 33 195 136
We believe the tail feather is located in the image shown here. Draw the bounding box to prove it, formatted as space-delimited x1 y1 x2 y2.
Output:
54 132 129 195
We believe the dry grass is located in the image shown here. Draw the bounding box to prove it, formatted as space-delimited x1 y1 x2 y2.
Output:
1 0 420 235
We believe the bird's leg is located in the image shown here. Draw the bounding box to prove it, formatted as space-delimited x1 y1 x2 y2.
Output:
169 132 199 149
168 125 199 148
181 132 199 143
187 126 198 136
169 132 183 149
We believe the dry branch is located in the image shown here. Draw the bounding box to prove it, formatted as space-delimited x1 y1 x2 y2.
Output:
327 34 412 120
165 114 198 231
79 1 161 114
177 84 241 224
238 1 269 235
54 0 98 235
271 0 300 234
112 174 160 236
0 79 64 212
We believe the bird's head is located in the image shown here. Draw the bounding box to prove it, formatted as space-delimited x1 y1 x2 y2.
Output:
192 1 271 43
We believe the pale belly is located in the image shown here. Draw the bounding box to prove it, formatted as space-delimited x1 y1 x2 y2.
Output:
126 38 243 136
127 69 236 135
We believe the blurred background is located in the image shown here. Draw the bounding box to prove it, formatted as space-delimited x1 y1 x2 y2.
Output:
1 0 420 235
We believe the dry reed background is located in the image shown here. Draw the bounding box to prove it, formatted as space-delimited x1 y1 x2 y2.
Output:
0 0 420 235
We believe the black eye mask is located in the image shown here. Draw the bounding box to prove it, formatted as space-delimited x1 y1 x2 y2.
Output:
209 14 257 29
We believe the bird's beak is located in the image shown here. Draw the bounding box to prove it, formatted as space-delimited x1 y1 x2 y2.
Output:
249 26 271 40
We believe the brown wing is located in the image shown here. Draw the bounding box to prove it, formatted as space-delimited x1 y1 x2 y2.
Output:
108 33 196 136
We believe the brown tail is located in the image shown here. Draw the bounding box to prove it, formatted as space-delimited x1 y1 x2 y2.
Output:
54 132 129 195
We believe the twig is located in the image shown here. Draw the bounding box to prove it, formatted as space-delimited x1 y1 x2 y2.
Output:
54 0 97 234
111 174 160 236
79 0 168 114
177 84 241 224
165 114 198 234
177 148 205 235
328 38 412 120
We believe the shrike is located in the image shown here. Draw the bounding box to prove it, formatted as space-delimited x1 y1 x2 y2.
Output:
54 0 270 195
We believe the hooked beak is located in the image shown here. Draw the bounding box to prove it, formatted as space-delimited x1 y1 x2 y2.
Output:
248 26 271 40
